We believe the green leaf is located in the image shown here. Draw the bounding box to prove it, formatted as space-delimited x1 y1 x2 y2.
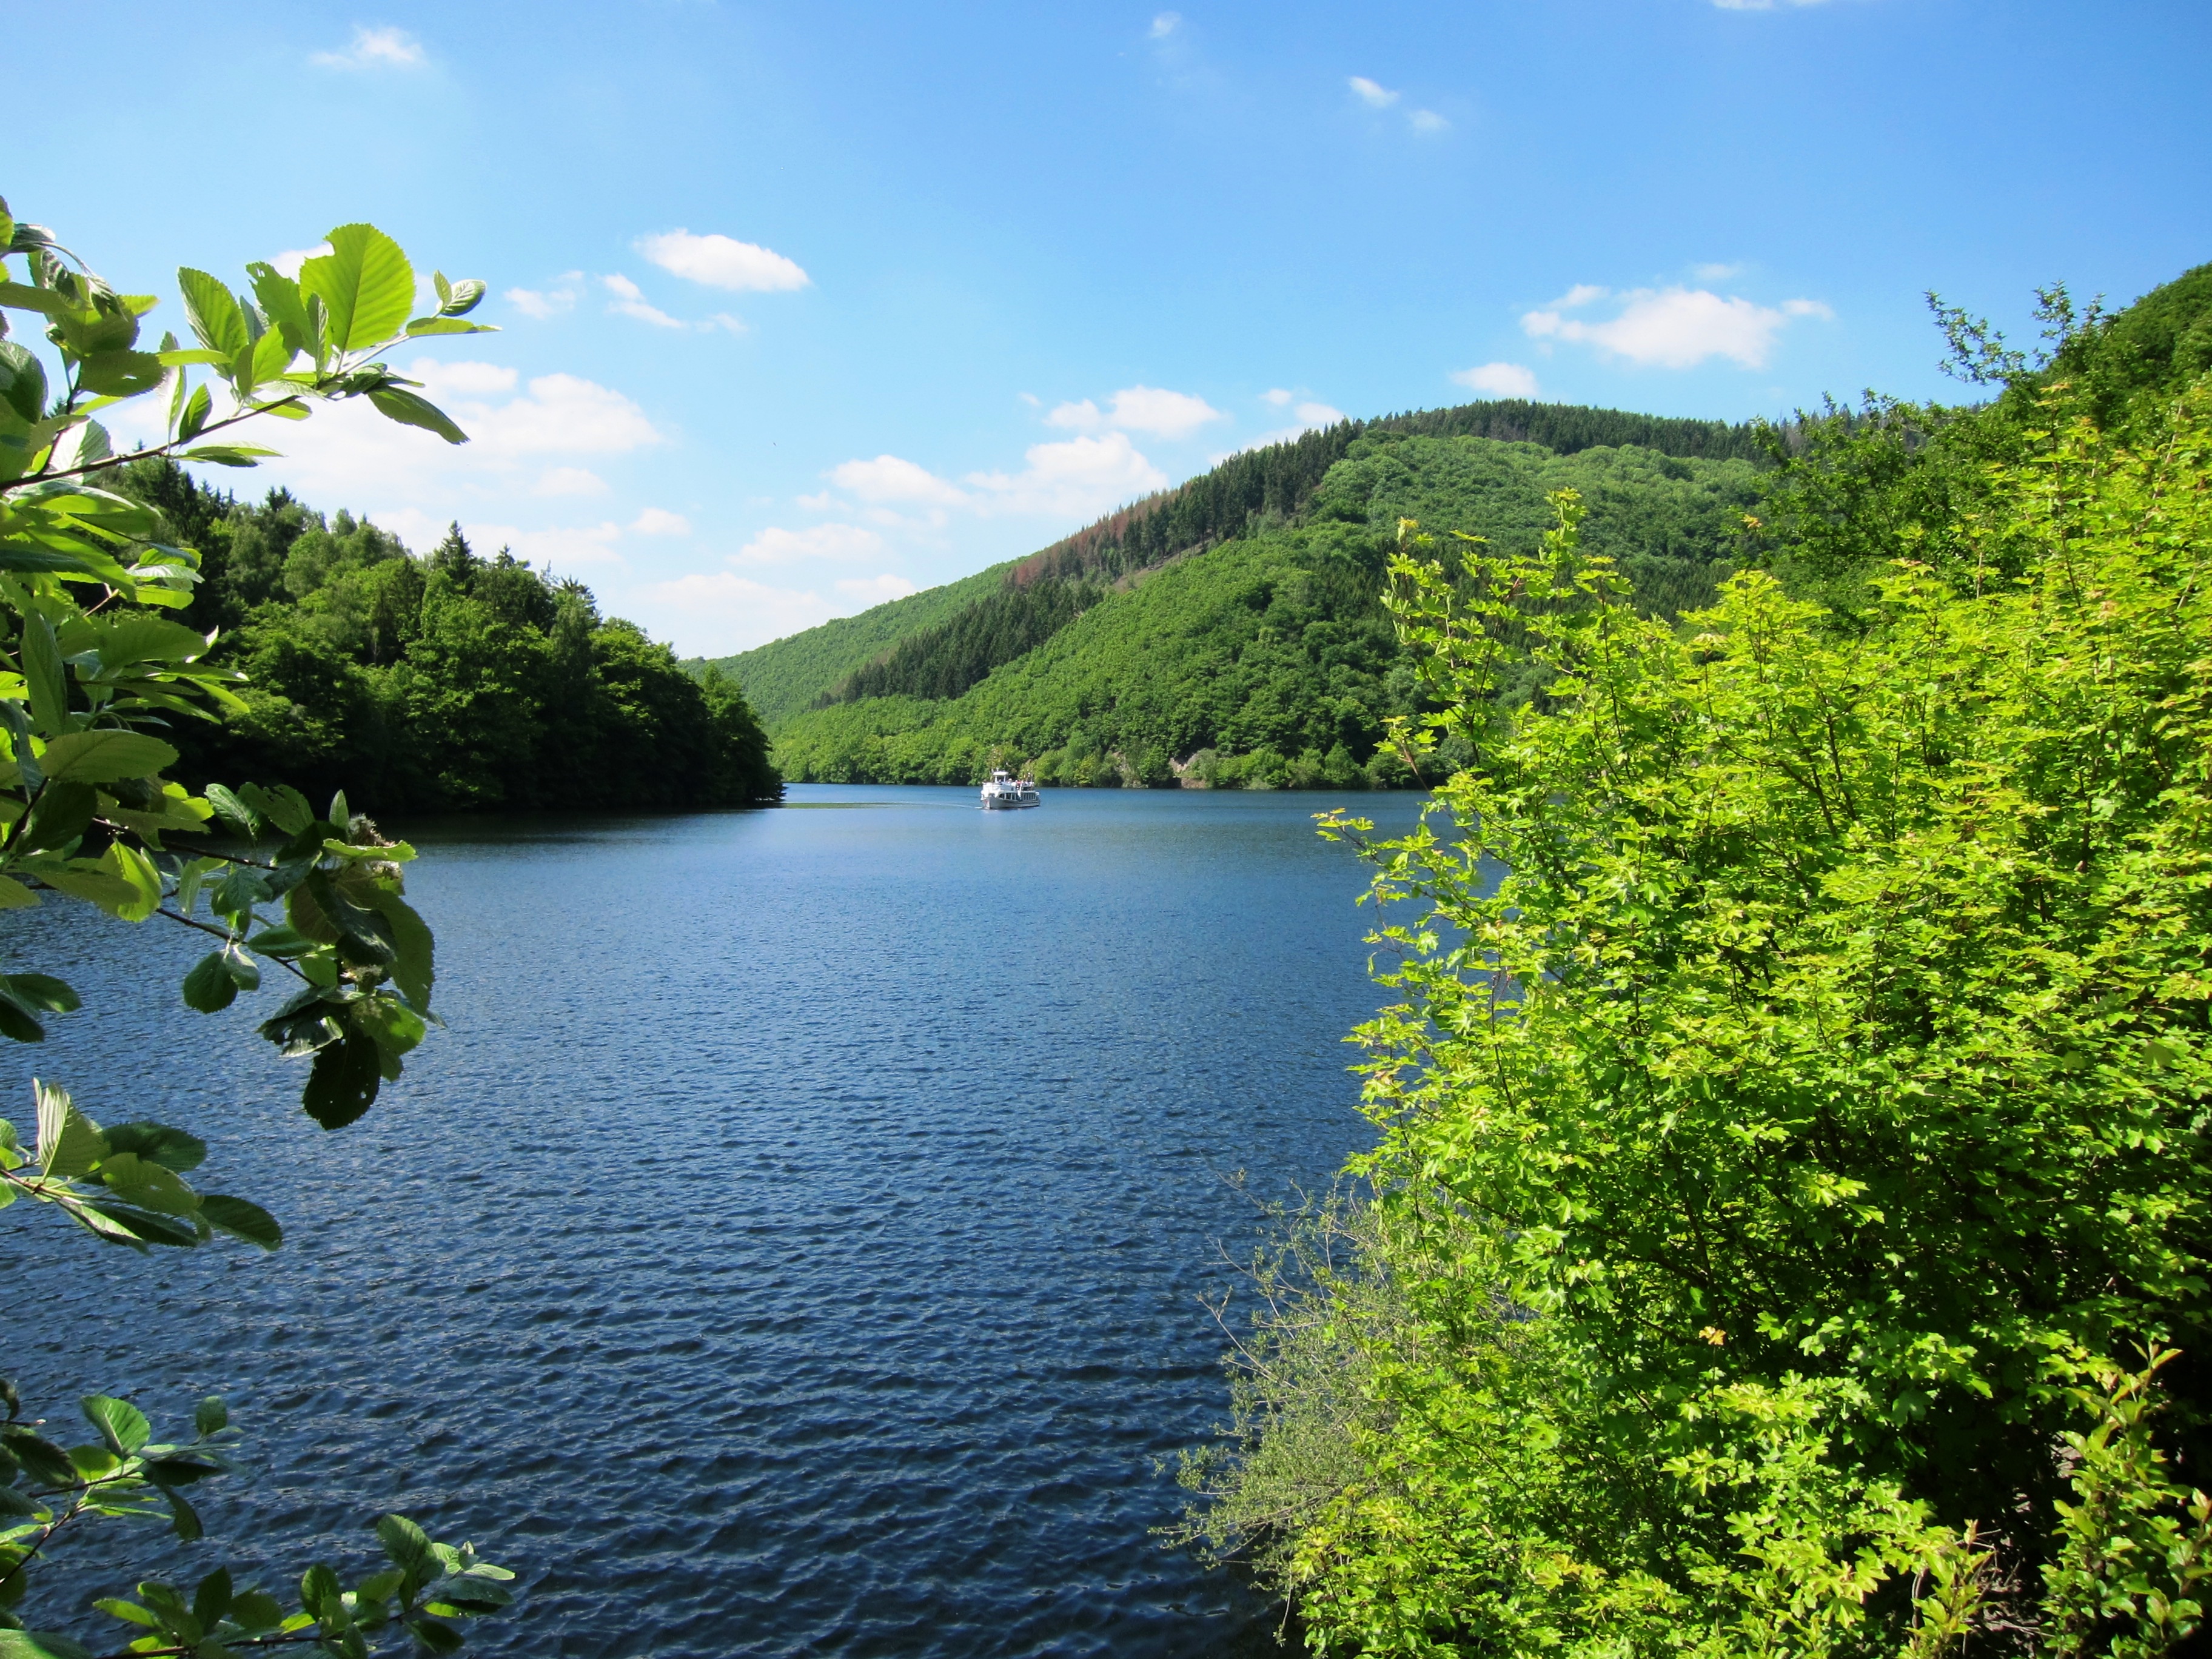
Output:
193 1396 227 1436
103 1121 207 1172
401 317 497 337
300 1563 344 1625
365 386 468 444
80 1395 150 1456
198 1194 281 1250
175 446 280 468
377 1513 434 1581
246 263 314 358
211 865 272 919
0 1425 79 1487
298 225 414 354
14 781 94 854
75 1199 199 1249
0 283 75 320
191 1567 232 1633
35 1081 104 1178
101 842 164 922
406 1615 464 1654
175 269 248 363
181 953 239 1013
0 1629 95 1659
0 976 77 1016
174 380 211 441
203 783 260 838
228 1589 283 1632
434 272 488 317
302 1033 381 1130
75 350 164 397
239 782 313 836
97 1151 199 1215
363 890 435 1013
161 1482 201 1542
18 613 65 736
354 993 426 1080
24 852 140 912
38 729 178 783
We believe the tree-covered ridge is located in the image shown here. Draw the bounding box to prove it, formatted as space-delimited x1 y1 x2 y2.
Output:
703 558 1015 728
825 574 1107 705
774 436 1761 786
119 461 780 813
704 397 1765 728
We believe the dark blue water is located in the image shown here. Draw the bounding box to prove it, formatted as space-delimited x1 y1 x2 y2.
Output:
6 785 1422 1656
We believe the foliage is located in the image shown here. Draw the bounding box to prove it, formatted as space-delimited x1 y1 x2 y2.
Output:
0 196 512 1655
1192 356 2212 1653
771 435 1758 786
112 472 782 813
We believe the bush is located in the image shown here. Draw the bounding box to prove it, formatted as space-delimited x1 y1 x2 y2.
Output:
1196 386 2212 1656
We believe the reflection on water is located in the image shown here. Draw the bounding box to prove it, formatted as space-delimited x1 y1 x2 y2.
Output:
8 784 1427 1657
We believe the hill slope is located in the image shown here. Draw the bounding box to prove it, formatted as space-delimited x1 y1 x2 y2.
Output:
772 432 1761 787
705 397 1762 728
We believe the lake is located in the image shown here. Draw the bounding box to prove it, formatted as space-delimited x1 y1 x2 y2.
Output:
7 783 1427 1657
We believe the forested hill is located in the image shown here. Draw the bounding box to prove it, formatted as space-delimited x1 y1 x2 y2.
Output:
705 397 1763 725
770 431 1765 788
115 462 782 813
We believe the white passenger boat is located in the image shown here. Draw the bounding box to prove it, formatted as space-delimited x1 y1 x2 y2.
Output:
979 768 1041 810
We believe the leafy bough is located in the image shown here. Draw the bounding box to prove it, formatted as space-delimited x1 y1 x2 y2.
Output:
0 196 515 1654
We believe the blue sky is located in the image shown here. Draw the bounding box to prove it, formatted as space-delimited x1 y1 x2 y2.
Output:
11 1 2207 655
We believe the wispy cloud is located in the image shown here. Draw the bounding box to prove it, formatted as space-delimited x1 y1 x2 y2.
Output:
1692 261 1744 281
1521 286 1832 370
636 230 811 293
1150 12 1181 38
506 275 583 320
631 508 691 536
735 523 887 566
602 273 688 329
311 26 424 69
1452 362 1540 398
1350 77 1449 135
535 467 607 497
965 432 1169 519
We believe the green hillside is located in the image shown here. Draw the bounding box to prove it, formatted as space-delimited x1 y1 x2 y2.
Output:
773 434 1761 787
702 558 1016 728
703 397 1761 730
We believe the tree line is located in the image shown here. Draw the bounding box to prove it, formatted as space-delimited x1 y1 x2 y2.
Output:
118 461 780 813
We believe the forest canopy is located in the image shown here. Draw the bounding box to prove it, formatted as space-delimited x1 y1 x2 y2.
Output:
118 461 780 813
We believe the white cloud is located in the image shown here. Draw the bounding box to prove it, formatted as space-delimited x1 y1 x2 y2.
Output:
311 26 424 69
965 431 1168 520
493 523 627 569
1692 262 1744 281
506 275 581 320
632 572 843 655
631 508 691 536
602 273 688 329
412 360 518 397
636 230 811 293
1293 401 1344 427
1452 361 1540 398
1150 12 1181 38
1521 286 1832 370
431 366 662 455
535 467 606 497
1046 384 1224 441
1349 76 1399 108
837 574 919 605
735 523 887 565
1232 400 1347 457
1261 387 1294 407
1408 109 1449 133
273 244 331 280
794 490 836 511
828 454 970 507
